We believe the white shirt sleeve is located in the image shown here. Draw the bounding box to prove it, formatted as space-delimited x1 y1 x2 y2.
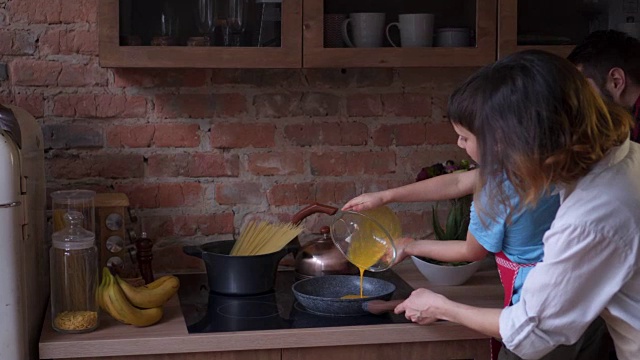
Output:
499 223 633 359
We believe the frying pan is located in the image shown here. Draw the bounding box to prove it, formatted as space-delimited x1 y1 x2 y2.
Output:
292 275 397 316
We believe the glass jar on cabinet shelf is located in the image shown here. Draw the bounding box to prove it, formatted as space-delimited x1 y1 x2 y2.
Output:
49 211 99 333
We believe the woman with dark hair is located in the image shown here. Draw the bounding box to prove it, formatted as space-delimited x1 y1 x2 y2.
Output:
394 50 640 360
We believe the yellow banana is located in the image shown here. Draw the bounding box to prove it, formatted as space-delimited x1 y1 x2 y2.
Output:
101 268 163 327
116 274 180 309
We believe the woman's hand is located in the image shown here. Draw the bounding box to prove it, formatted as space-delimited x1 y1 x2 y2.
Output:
342 192 387 212
393 237 416 265
394 288 449 325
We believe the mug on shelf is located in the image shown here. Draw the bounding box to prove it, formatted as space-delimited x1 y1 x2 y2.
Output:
386 13 435 48
435 27 471 47
341 12 386 48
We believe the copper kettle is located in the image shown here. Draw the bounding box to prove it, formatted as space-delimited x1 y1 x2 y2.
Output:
291 203 359 280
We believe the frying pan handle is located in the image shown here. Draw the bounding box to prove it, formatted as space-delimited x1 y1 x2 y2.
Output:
291 202 338 225
183 245 203 259
362 299 405 315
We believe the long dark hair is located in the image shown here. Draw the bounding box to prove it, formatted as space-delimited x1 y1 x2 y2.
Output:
448 50 633 216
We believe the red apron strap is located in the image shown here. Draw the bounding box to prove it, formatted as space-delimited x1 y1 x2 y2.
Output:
490 252 537 360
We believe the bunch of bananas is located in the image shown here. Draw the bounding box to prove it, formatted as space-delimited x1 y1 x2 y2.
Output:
98 267 180 327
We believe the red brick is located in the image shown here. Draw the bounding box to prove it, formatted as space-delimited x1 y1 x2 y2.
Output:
311 151 396 176
0 30 36 55
52 94 147 118
114 69 210 88
300 93 341 117
267 183 315 206
211 69 302 87
210 123 276 148
106 125 155 148
47 154 144 179
58 63 108 87
153 124 200 148
147 153 239 178
382 93 431 117
398 211 431 238
9 59 61 86
247 152 304 176
60 29 98 55
8 0 62 24
154 93 246 118
346 94 382 117
254 93 302 118
303 68 394 88
254 92 340 118
315 182 357 205
373 123 427 146
426 122 458 145
283 122 367 146
43 124 103 149
146 213 234 238
397 68 478 89
38 29 61 55
115 182 203 209
14 93 44 118
60 0 97 24
215 182 263 205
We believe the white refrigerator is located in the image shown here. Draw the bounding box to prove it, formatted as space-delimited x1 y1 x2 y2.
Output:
0 104 48 360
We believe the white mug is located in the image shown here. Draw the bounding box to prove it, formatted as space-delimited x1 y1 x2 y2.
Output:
386 13 435 48
341 13 386 48
435 27 471 47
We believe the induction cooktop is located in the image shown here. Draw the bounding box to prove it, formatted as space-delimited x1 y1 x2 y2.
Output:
177 270 414 333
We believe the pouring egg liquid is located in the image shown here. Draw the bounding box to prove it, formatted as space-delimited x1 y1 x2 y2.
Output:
331 206 401 299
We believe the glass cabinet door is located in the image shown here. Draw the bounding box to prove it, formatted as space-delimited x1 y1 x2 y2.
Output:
99 0 302 68
303 0 497 67
499 0 639 58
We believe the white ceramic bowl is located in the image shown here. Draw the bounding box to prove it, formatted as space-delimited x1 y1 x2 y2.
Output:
411 256 481 286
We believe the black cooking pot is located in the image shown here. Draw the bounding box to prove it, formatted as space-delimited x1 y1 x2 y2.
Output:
182 203 340 296
292 275 396 316
183 240 297 295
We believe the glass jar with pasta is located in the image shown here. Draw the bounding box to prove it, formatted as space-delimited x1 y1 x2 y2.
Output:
49 211 99 333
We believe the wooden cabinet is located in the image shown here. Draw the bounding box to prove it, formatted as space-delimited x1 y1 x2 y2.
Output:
97 0 615 68
283 340 490 360
98 0 302 68
498 0 608 59
98 0 497 68
302 0 497 68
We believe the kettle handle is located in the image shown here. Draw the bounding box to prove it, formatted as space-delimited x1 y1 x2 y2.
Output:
183 245 203 259
291 202 339 224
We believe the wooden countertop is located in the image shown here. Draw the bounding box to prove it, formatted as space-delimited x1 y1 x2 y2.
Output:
39 258 503 359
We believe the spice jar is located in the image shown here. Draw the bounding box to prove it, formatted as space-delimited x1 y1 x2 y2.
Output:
50 211 99 333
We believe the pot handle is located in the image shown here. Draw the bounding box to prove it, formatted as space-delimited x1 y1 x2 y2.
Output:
183 245 203 259
291 202 339 224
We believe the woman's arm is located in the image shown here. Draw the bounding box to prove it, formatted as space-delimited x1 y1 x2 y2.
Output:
343 169 478 212
399 231 488 263
394 288 502 338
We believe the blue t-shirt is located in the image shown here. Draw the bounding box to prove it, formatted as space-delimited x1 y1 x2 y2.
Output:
469 181 560 305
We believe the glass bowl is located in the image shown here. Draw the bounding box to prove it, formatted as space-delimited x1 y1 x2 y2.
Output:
329 206 401 272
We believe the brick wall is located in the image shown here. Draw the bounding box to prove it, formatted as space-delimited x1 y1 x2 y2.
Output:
0 0 478 273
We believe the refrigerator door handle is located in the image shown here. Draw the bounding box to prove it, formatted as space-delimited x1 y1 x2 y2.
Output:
0 201 21 208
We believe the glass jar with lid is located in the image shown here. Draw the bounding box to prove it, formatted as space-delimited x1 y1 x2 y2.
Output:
50 211 99 333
